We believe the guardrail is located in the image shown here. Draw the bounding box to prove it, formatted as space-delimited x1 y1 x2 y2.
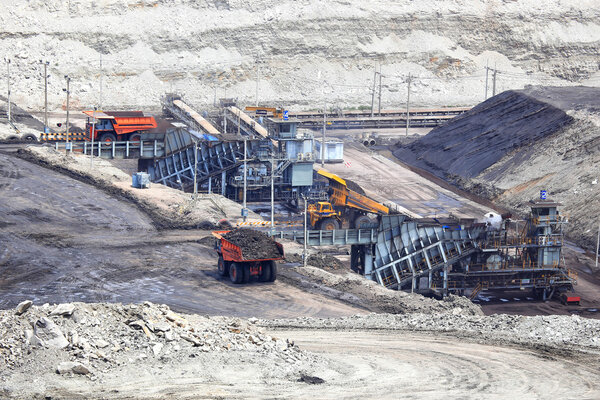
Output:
270 228 377 246
52 140 165 159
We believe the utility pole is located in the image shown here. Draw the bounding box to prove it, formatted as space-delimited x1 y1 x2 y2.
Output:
99 54 103 109
64 75 71 146
405 73 412 136
193 139 198 200
378 66 382 115
492 63 498 97
243 136 248 222
270 155 275 234
303 194 308 268
223 106 227 134
255 59 260 107
40 60 49 132
484 60 489 100
321 103 326 168
90 106 96 168
370 66 377 117
5 58 11 122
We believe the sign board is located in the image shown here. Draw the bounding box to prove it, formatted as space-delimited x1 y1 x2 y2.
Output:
283 110 289 121
241 208 248 217
540 190 547 200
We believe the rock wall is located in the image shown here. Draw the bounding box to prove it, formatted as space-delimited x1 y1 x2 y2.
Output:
0 0 599 111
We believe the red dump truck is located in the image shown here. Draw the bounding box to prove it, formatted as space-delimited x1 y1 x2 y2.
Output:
212 229 284 284
83 110 158 143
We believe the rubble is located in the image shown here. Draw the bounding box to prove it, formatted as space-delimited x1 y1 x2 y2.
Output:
14 301 32 316
0 301 309 374
261 312 600 352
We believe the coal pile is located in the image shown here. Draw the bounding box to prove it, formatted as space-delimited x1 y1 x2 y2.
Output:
223 228 282 260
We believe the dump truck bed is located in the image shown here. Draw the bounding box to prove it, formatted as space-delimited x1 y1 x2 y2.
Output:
212 230 284 262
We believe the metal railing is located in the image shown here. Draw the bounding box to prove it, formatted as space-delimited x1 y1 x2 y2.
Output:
52 140 165 159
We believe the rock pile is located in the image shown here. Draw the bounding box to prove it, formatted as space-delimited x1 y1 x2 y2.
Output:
223 228 283 260
262 312 600 351
0 301 306 376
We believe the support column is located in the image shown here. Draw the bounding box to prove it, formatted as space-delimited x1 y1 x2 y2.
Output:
221 171 226 196
364 245 374 277
208 177 212 194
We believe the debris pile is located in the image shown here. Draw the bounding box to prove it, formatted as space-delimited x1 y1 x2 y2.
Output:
284 266 484 316
223 228 282 260
262 312 600 351
307 253 346 271
0 302 306 375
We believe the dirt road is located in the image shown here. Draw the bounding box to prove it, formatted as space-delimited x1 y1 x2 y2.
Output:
0 152 363 318
33 329 600 399
323 144 492 218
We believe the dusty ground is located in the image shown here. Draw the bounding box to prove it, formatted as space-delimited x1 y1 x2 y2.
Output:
0 149 363 318
16 144 259 229
322 143 494 219
3 302 600 399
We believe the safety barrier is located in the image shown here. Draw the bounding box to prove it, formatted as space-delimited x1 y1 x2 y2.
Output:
40 132 88 141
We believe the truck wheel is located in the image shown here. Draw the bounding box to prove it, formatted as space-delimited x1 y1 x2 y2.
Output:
259 261 272 282
22 133 38 142
129 133 142 145
229 263 244 284
100 133 117 145
319 218 339 230
217 256 229 277
353 215 371 229
242 265 250 283
267 261 277 282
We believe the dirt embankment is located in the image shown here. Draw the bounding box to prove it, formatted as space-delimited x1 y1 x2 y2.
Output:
394 86 600 249
16 145 260 230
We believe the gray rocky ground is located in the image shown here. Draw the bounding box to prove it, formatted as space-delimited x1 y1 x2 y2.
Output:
1 0 599 112
394 86 600 250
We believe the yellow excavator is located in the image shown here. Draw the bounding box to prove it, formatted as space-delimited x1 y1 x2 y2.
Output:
309 170 391 230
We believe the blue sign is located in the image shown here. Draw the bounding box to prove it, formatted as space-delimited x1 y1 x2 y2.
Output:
540 190 547 200
283 110 289 121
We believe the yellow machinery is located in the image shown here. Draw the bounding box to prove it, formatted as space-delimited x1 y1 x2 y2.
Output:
309 170 390 230
244 106 285 119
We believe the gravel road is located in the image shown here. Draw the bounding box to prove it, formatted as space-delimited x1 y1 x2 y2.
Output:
0 152 363 318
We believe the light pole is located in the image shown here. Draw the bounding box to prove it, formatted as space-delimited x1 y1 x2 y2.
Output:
193 138 198 200
303 194 308 268
270 155 275 234
90 106 96 168
321 102 326 168
243 136 248 222
39 60 49 132
63 75 71 146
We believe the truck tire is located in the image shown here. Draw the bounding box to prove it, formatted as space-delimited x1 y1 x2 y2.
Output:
100 132 117 145
229 263 244 284
319 218 339 230
217 256 229 277
242 264 250 283
129 133 142 144
267 261 277 282
259 261 272 282
353 215 371 229
21 133 38 142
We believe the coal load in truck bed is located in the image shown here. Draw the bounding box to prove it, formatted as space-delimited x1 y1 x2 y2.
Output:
223 228 282 260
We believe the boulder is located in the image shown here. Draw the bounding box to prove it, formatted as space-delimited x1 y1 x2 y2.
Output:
56 361 91 375
15 300 33 316
33 317 69 349
50 304 76 317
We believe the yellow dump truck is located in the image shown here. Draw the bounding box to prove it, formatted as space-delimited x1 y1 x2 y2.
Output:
309 170 390 230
